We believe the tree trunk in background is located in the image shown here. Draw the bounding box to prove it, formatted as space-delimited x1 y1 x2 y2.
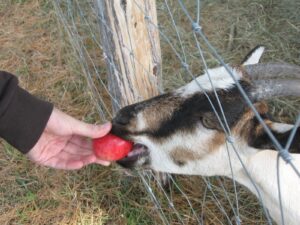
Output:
96 0 162 113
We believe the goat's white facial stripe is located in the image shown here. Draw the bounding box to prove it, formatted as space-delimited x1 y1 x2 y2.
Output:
177 66 242 96
136 113 146 131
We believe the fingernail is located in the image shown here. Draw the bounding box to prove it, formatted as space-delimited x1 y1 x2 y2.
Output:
100 122 111 130
97 160 111 166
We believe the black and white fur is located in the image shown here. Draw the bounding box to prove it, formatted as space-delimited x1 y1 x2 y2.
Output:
111 46 300 225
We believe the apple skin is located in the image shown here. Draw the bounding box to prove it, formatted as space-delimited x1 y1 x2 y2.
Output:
93 134 133 161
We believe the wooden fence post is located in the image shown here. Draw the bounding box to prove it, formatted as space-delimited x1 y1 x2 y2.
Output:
96 0 162 112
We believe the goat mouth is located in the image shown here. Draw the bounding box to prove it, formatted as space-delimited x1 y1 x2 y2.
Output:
117 143 149 168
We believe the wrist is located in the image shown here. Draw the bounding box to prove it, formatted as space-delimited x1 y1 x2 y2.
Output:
0 86 53 153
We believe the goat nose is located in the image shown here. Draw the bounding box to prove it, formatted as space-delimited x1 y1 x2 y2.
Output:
113 114 130 126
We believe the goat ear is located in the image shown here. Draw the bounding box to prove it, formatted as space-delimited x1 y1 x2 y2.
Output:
269 122 295 134
241 45 265 66
249 121 300 153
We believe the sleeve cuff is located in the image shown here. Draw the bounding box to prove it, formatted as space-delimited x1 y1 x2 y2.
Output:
0 86 53 154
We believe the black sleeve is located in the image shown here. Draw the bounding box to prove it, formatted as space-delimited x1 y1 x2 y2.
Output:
0 71 53 154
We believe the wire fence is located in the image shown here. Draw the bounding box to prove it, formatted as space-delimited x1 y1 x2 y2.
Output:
53 0 300 224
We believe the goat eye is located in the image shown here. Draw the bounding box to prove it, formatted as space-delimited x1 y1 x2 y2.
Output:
201 113 224 130
202 116 214 129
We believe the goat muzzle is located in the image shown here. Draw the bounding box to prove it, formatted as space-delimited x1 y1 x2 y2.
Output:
117 144 150 168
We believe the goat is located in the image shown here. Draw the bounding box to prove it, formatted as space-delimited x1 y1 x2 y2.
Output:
111 46 300 225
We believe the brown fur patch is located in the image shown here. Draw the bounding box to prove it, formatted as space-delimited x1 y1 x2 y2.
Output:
170 147 202 166
232 102 269 140
255 119 273 136
232 65 251 83
128 118 138 132
207 132 226 152
143 95 183 131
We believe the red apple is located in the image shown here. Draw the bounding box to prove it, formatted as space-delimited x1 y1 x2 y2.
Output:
93 133 133 161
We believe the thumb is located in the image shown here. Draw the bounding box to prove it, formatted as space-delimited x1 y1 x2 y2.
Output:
71 120 112 138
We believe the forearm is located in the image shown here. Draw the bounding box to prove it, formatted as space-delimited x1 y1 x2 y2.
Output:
0 71 53 153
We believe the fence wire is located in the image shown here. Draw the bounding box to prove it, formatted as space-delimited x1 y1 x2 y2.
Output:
53 0 300 224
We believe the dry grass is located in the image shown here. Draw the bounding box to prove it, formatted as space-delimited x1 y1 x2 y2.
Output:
0 0 299 224
0 1 114 224
158 0 300 121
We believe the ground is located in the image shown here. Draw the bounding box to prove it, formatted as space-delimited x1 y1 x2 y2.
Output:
0 0 299 224
0 1 113 224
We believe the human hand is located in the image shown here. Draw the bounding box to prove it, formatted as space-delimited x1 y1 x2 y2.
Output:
27 108 112 170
